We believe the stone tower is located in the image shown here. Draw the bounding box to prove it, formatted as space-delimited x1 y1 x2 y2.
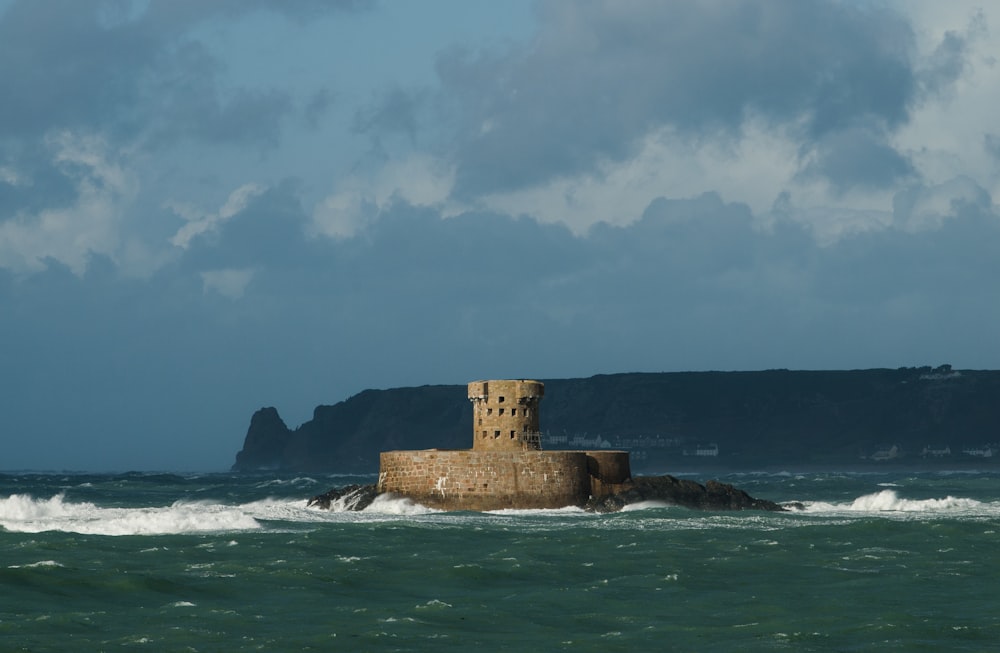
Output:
468 379 544 451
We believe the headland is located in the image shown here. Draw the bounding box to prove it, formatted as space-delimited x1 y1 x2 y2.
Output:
234 368 1000 473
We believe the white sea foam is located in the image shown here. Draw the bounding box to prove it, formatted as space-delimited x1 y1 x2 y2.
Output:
362 493 438 515
242 497 332 523
621 500 672 512
254 477 318 488
0 493 261 535
485 505 587 516
8 560 64 569
796 489 989 515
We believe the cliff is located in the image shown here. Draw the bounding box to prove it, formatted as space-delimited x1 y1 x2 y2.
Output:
233 367 1000 472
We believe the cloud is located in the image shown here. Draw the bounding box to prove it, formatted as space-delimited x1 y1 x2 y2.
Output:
474 119 804 232
352 85 427 144
0 132 136 275
798 125 916 194
140 41 294 149
201 267 255 299
892 176 992 232
430 0 920 197
304 88 336 129
333 0 990 244
170 183 267 249
311 155 455 240
985 134 1000 162
0 0 367 148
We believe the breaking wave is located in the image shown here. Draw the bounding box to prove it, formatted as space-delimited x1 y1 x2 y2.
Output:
485 505 587 517
794 489 991 515
0 490 441 535
254 477 319 489
0 493 261 536
362 493 439 515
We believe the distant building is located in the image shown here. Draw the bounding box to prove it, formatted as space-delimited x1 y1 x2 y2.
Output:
962 445 994 458
683 443 719 457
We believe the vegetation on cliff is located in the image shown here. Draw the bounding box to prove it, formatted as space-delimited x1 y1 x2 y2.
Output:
234 367 1000 472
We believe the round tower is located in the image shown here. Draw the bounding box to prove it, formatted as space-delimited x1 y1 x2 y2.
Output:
468 380 544 451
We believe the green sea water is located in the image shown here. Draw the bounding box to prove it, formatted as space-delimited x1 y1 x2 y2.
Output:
2 471 999 652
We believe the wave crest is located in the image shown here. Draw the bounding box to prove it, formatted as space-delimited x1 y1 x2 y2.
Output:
798 489 986 514
1 493 260 536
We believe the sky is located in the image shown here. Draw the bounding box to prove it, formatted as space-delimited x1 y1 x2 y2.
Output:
2 0 999 471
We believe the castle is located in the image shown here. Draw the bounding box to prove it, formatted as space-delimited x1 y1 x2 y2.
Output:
377 379 632 510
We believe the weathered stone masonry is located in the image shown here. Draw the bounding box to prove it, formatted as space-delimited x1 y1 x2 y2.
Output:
468 379 544 452
377 379 632 511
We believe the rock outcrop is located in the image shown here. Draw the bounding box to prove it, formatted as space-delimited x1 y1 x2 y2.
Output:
233 407 291 470
306 484 380 511
583 476 784 512
306 475 783 514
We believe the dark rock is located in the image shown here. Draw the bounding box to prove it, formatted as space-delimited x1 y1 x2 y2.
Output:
583 475 785 513
233 407 291 470
308 476 782 513
306 484 378 511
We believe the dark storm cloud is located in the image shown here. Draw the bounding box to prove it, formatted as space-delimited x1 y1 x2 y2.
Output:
141 41 293 148
799 126 915 193
0 0 154 141
815 198 1000 324
353 86 427 144
0 0 366 147
179 182 314 271
389 0 936 196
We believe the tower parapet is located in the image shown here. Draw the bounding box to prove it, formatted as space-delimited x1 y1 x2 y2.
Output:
468 380 544 451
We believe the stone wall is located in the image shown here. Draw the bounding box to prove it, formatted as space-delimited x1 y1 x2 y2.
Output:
585 450 633 497
378 449 630 511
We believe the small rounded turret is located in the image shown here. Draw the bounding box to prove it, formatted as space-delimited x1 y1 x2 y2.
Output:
468 380 544 451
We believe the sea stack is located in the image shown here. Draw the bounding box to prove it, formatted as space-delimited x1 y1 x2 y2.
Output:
377 380 632 510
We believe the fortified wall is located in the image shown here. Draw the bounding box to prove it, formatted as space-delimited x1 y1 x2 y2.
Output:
377 380 631 510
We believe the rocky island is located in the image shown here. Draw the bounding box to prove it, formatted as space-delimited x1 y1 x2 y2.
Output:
305 475 784 513
303 379 783 513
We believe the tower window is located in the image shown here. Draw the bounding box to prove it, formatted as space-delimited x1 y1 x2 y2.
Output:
498 396 505 403
499 408 505 415
487 408 493 416
510 431 516 438
494 430 501 438
511 408 517 416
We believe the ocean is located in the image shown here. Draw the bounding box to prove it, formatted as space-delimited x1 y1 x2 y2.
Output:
2 470 999 652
